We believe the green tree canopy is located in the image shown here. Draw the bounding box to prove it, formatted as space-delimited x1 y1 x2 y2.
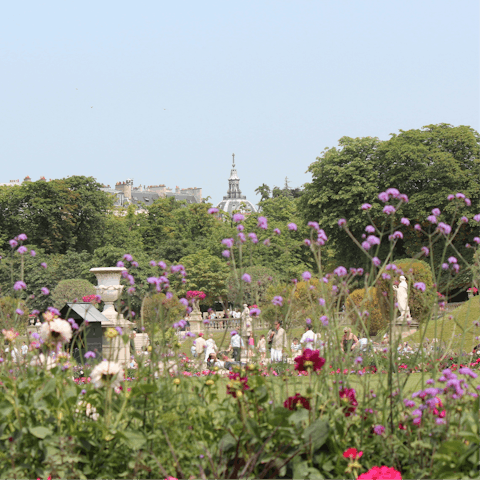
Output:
301 124 480 288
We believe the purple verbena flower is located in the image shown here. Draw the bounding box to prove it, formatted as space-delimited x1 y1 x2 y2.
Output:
272 296 283 307
361 203 372 210
414 282 426 292
208 208 219 214
287 223 297 231
383 205 396 215
41 287 49 295
233 213 244 222
242 273 251 283
302 271 311 281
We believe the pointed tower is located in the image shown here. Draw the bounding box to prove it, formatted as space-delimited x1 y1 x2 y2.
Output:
217 154 256 215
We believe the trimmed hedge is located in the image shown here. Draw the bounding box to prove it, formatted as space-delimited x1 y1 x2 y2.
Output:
346 287 385 336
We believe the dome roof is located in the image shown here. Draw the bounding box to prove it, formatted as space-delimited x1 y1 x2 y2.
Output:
217 154 256 215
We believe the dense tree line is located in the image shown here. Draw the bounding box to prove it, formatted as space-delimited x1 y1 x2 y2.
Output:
0 123 478 318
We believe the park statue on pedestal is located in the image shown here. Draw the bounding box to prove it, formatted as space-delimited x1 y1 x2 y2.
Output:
393 275 411 323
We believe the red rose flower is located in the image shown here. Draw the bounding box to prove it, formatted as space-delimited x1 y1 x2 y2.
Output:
339 387 358 417
294 349 326 372
357 466 402 479
343 447 363 459
284 393 311 411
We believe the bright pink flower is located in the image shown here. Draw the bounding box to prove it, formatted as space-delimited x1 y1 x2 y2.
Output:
365 225 375 233
339 387 358 417
383 205 396 215
378 192 389 202
242 273 251 283
357 466 402 479
338 218 346 227
400 217 410 226
302 271 312 281
294 349 325 372
287 223 297 231
343 448 363 459
362 203 372 210
208 207 219 214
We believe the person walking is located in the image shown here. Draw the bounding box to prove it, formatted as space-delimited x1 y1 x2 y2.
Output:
257 334 266 362
229 330 244 362
195 332 207 360
271 321 286 363
247 333 255 358
300 325 316 350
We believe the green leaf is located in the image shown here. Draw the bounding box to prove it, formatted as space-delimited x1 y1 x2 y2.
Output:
122 431 146 450
289 408 309 425
29 426 52 439
303 418 329 450
219 432 237 452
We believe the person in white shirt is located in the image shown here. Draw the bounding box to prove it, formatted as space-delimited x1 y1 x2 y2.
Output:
204 335 218 362
300 325 316 349
21 342 28 357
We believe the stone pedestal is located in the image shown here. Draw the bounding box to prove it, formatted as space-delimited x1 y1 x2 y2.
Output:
391 317 419 342
90 267 134 365
189 311 203 333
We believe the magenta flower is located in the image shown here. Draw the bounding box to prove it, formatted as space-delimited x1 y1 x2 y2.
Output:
474 214 480 222
378 192 389 202
365 225 375 233
398 192 408 202
16 308 24 315
222 250 230 258
273 228 281 235
131 261 139 268
389 231 403 240
338 218 346 227
9 239 18 248
302 271 312 281
465 198 471 206
414 224 421 231
14 281 27 291
361 203 372 210
461 216 468 223
17 246 27 254
149 260 156 266
263 238 270 246
179 298 189 307
427 215 438 224
421 246 429 256
41 287 50 295
308 221 319 230
437 222 451 235
287 223 297 231
123 254 133 262
237 232 246 243
272 296 283 306
334 266 347 277
383 205 396 215
233 213 245 222
116 261 124 268
386 188 400 197
84 351 96 359
250 307 261 316
257 216 268 230
373 425 385 435
248 232 258 244
447 194 455 201
30 250 36 256
442 263 449 270
414 282 426 292
242 273 251 283
456 193 465 199
222 238 234 248
17 233 27 241
372 257 381 267
367 235 380 245
382 273 391 280
304 239 311 246
362 241 371 250
320 315 329 326
208 207 219 214
318 298 325 306
448 256 457 264
237 224 244 231
474 237 480 244
432 208 441 216
157 261 166 269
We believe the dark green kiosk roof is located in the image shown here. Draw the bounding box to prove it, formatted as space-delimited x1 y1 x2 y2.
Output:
61 303 109 323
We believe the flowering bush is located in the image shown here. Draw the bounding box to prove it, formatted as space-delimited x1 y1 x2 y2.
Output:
1 187 480 479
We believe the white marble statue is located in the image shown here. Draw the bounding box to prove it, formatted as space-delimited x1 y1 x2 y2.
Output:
393 275 411 322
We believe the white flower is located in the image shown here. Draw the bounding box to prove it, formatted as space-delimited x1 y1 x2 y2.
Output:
90 360 124 389
40 319 73 344
75 401 99 421
158 360 178 376
30 353 57 370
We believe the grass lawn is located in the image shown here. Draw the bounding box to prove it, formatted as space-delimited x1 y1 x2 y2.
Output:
409 297 480 353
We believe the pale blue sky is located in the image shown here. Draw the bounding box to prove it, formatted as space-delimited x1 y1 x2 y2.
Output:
0 1 478 206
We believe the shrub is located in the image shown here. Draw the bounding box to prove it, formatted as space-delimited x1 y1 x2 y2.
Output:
141 293 185 334
376 258 435 324
0 297 29 333
346 287 385 336
51 279 96 309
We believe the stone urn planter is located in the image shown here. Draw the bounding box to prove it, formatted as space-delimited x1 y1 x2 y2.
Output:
90 267 126 321
90 267 133 364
